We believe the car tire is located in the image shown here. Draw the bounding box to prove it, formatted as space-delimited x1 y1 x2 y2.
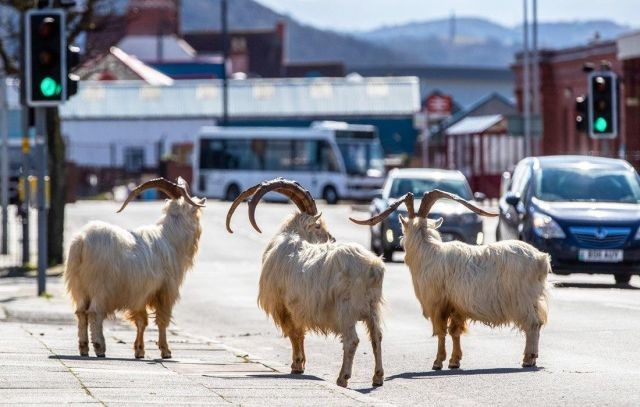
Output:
225 184 240 202
382 246 394 262
323 185 338 205
615 273 632 285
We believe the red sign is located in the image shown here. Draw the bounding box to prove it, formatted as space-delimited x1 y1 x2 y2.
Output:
425 94 453 116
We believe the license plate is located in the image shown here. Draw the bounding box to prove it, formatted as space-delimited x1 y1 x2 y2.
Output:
578 249 623 263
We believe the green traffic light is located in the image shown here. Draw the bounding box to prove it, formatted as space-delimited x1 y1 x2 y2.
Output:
594 117 608 133
39 77 61 97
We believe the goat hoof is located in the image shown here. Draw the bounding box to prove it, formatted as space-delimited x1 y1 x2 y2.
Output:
291 368 304 374
135 351 145 359
432 361 443 370
522 361 537 368
448 363 460 369
336 378 348 388
79 351 89 357
372 376 384 387
161 351 172 359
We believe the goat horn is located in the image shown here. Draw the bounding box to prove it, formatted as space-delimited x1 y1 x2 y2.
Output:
349 193 415 226
117 178 181 213
417 189 498 218
225 184 261 233
176 177 206 209
248 178 317 233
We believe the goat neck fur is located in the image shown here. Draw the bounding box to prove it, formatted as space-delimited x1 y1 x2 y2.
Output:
65 196 203 358
402 216 548 329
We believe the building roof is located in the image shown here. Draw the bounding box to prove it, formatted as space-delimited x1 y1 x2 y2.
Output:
59 76 421 120
349 65 514 81
445 114 503 136
116 35 196 62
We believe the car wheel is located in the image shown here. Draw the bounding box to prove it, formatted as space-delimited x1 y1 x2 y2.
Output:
615 273 632 285
225 184 240 201
382 246 394 262
323 185 338 205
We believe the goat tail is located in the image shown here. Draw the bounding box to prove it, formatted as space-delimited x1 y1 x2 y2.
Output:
536 253 551 326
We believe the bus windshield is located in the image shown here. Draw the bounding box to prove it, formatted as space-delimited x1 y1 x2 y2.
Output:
337 141 384 177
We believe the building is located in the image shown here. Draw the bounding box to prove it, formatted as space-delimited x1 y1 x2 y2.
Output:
512 33 640 167
59 77 420 196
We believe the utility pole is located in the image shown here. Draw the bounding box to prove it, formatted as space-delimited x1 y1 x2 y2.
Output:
221 0 229 126
532 0 540 155
35 108 47 295
523 0 531 157
21 106 31 266
0 73 8 255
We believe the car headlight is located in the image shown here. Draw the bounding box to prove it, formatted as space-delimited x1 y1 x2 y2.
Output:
385 228 394 243
532 212 565 239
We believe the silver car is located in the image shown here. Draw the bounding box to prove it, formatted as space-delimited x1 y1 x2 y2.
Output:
367 168 486 261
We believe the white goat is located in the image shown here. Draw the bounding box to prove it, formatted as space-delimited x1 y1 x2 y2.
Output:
352 190 549 369
226 178 385 388
65 177 205 359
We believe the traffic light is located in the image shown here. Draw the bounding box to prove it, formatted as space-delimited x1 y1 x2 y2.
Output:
24 9 66 106
66 45 81 99
575 95 588 133
588 71 618 139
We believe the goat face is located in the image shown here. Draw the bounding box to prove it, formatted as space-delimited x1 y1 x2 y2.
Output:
298 213 335 243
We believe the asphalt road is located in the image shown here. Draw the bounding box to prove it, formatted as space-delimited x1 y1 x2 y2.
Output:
65 200 640 406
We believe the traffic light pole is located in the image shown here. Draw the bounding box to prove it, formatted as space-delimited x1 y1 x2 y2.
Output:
35 107 47 296
0 73 8 255
21 107 31 266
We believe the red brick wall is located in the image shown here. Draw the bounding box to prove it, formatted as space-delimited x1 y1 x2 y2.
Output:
513 43 624 158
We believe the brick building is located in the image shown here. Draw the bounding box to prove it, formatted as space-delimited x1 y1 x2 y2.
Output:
513 32 640 167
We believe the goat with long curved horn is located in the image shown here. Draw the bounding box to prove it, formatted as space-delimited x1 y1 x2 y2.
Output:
350 187 549 371
349 193 415 225
117 177 205 213
225 177 387 388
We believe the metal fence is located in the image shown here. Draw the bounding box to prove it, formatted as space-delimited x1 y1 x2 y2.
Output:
0 205 36 271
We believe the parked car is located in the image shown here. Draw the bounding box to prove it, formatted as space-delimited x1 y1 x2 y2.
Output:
367 168 486 261
497 155 640 284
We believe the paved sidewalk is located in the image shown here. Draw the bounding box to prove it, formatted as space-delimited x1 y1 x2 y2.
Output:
0 277 389 406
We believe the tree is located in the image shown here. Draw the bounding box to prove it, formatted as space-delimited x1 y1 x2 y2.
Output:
0 0 111 265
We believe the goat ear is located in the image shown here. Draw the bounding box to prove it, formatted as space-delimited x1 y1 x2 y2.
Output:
313 212 322 222
399 215 408 228
433 217 444 229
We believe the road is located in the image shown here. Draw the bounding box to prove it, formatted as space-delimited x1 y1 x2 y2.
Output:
66 200 640 406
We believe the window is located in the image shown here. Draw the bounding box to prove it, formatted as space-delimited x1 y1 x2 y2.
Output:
124 147 145 172
319 140 340 172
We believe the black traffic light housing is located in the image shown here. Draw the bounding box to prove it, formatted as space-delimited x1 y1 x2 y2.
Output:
588 71 618 139
575 95 589 133
25 9 67 106
66 45 81 99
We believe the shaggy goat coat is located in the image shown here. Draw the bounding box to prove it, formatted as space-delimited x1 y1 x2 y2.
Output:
65 197 202 358
402 217 549 332
259 214 385 336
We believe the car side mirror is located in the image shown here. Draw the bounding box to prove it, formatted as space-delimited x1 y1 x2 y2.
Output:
473 191 487 202
505 192 520 206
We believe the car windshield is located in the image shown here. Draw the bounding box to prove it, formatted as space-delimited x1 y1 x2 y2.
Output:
535 166 640 203
388 177 473 200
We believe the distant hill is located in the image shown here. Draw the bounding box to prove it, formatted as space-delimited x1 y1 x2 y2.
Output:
356 17 632 67
179 0 413 66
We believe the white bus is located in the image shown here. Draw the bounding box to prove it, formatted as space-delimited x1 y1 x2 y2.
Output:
193 122 385 203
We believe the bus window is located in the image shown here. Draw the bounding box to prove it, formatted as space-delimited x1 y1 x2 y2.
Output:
293 140 319 171
319 140 339 172
264 140 292 171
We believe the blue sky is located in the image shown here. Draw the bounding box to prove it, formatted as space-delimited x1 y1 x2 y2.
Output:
256 0 639 31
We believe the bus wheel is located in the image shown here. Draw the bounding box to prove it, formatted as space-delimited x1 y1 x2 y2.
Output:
225 184 240 201
322 185 338 205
